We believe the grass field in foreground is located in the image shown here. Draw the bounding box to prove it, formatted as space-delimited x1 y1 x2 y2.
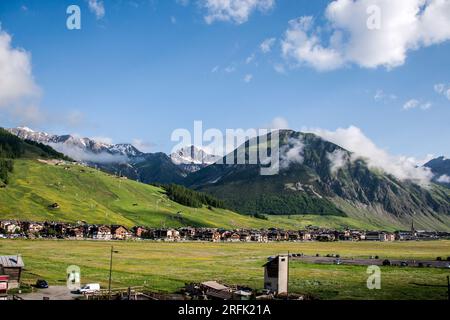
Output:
1 240 449 300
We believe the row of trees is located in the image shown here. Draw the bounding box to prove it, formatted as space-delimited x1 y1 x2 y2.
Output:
0 128 23 185
0 159 13 185
159 184 226 209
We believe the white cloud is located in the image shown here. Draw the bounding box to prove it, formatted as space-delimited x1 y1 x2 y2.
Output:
0 29 39 108
307 125 434 185
92 136 113 145
260 37 276 53
267 116 289 130
374 89 397 102
437 174 450 183
224 65 236 73
434 83 446 94
273 63 286 74
0 27 43 124
280 137 304 169
88 0 105 20
403 99 432 110
281 0 450 71
243 74 253 83
201 0 275 24
49 143 127 164
403 99 420 110
211 65 219 73
434 83 450 100
327 149 349 173
170 16 177 24
245 53 255 64
281 16 344 71
132 139 153 153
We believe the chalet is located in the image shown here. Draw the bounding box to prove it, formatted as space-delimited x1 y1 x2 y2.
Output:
179 227 196 239
92 225 112 240
24 222 44 234
0 255 24 289
416 231 439 240
153 229 168 240
67 226 84 239
111 225 133 240
153 228 181 241
250 232 268 243
199 230 221 242
166 229 181 241
315 233 336 242
337 230 352 241
222 231 240 242
395 231 416 241
365 231 382 241
0 221 20 234
238 232 251 242
287 231 300 241
267 230 281 241
351 230 365 241
379 232 396 242
132 226 149 238
298 231 312 241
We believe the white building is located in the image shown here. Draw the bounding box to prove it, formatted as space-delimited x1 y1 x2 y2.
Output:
263 255 288 295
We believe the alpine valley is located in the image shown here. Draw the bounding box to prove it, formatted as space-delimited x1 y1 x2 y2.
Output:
4 127 450 231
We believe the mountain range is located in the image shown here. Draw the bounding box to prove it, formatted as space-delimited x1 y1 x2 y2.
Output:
7 127 218 184
5 126 450 231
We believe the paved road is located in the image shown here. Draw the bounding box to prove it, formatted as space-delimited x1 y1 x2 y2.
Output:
19 286 82 300
292 255 450 268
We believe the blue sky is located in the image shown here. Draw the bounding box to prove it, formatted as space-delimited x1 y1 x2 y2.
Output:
0 0 449 159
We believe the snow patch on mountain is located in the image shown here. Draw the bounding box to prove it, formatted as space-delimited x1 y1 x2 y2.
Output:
170 145 220 165
7 127 139 163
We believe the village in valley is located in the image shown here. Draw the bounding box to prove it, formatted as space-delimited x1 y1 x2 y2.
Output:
1 219 449 242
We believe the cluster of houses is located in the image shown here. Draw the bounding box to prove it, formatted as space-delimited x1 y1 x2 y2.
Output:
1 220 449 242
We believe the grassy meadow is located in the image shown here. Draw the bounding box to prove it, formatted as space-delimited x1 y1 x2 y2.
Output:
1 239 449 300
0 159 395 230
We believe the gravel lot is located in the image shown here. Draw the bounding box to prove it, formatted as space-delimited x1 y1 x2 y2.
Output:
18 286 82 300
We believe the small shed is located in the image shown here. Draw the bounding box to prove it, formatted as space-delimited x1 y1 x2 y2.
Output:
0 255 25 289
201 281 233 300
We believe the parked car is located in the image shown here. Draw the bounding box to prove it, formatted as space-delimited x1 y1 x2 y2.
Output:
334 259 341 265
78 283 101 294
35 279 49 289
400 261 408 267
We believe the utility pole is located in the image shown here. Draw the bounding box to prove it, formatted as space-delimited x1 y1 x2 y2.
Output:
108 246 119 299
447 275 450 301
287 251 290 300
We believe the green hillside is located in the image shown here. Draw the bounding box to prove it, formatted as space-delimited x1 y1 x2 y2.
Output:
0 160 398 230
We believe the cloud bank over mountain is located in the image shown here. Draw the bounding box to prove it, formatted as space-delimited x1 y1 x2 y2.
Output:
307 125 434 184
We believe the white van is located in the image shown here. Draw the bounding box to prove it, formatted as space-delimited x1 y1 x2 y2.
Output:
78 283 101 294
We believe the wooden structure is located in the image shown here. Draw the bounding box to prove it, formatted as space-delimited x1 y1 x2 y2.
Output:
0 255 24 289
